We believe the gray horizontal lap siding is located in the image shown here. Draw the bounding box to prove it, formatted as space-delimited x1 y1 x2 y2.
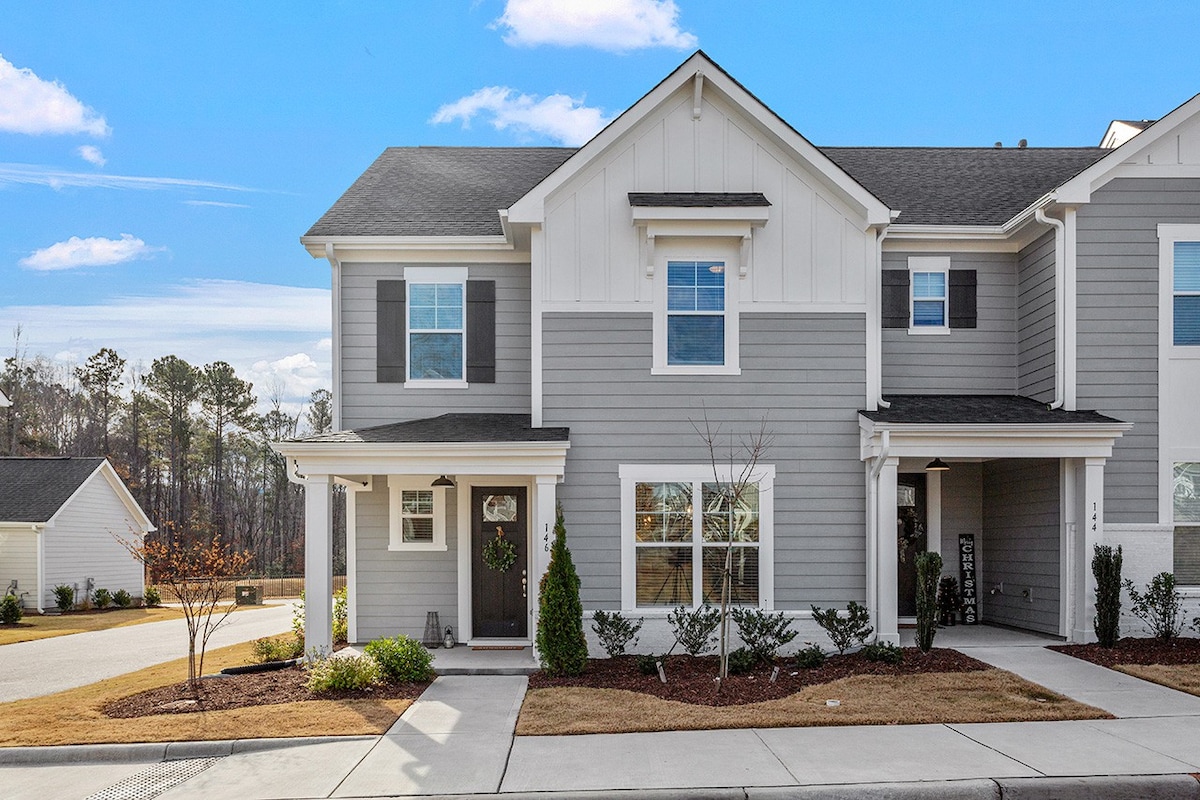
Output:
340 262 531 429
353 481 459 643
1074 178 1200 522
881 252 1018 394
981 459 1060 635
1017 231 1057 402
542 312 868 611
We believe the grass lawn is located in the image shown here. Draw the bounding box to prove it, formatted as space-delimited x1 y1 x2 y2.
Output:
0 640 414 747
517 670 1110 736
0 603 275 646
1117 663 1200 696
1051 637 1200 698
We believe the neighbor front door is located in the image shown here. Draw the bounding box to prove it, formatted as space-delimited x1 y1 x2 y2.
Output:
471 487 528 639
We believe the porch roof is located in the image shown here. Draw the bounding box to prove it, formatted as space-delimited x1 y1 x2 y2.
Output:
860 395 1122 426
287 413 570 444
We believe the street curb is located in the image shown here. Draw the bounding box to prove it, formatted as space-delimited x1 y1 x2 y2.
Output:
993 774 1200 800
0 736 378 766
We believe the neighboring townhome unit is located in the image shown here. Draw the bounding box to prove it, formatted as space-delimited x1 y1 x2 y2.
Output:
277 51 1200 655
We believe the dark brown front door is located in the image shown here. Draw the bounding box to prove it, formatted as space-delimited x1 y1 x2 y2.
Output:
471 487 528 638
897 474 928 617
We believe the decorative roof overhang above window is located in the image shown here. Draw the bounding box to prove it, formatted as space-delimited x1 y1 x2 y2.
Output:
630 192 771 279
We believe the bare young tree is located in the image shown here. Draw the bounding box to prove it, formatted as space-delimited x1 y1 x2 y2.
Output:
692 409 773 686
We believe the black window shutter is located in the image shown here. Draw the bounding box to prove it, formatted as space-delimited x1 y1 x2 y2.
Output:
881 270 910 328
376 280 406 382
949 270 977 329
466 280 496 383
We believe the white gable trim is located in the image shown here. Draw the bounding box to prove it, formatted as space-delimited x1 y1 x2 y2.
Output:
507 51 892 229
44 460 155 534
0 389 10 408
1056 92 1200 204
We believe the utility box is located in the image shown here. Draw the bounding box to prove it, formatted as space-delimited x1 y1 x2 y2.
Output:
235 585 261 605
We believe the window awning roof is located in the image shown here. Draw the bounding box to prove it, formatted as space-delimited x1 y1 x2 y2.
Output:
627 192 770 208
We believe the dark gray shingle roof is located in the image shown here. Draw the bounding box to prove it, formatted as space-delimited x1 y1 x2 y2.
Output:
292 413 569 444
306 145 1109 237
0 457 104 523
306 147 576 237
822 147 1106 225
860 395 1122 425
628 192 771 207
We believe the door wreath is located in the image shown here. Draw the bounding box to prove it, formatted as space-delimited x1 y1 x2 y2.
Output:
482 526 517 572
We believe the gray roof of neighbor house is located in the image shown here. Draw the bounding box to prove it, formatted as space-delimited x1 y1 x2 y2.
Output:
860 395 1123 425
0 457 105 523
305 147 576 237
304 143 1108 237
292 414 569 444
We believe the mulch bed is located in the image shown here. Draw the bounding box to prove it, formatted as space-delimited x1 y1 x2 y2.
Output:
1050 636 1200 668
528 648 989 707
103 666 430 718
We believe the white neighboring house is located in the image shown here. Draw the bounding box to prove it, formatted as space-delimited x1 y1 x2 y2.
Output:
0 457 155 612
0 390 10 408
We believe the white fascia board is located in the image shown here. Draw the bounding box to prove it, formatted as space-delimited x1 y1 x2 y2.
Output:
631 206 770 225
507 51 892 229
885 194 1057 253
1055 92 1200 204
0 521 45 531
302 235 518 260
858 420 1132 461
272 440 570 479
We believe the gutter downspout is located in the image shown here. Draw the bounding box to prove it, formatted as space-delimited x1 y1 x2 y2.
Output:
1035 208 1066 409
875 225 892 409
324 243 342 431
866 430 890 631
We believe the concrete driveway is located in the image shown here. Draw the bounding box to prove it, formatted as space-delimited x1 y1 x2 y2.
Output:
0 602 296 702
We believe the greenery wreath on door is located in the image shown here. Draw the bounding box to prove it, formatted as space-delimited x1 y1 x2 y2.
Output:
482 526 518 572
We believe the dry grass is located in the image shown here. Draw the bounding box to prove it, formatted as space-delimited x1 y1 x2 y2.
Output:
516 670 1110 736
0 603 272 647
0 640 412 747
1117 663 1200 697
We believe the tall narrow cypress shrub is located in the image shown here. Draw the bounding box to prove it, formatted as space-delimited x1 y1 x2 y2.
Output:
1092 544 1123 647
535 506 588 676
915 551 943 653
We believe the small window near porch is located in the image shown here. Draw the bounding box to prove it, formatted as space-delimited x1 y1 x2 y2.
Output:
389 480 447 551
1172 462 1200 584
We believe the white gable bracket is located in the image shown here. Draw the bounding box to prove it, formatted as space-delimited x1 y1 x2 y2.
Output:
645 231 656 278
692 71 704 120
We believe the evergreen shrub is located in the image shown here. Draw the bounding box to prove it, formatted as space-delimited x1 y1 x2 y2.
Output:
364 635 434 682
730 607 798 663
810 601 873 654
668 604 720 656
535 507 588 676
591 610 643 657
1092 544 1123 647
915 551 943 652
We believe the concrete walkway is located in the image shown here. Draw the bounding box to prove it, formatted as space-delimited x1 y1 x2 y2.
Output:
4 637 1200 799
0 602 295 702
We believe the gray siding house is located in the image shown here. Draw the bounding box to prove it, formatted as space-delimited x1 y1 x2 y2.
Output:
278 52 1200 654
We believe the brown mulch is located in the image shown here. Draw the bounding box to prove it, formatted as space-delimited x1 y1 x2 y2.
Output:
528 648 989 707
103 666 430 718
1050 636 1200 668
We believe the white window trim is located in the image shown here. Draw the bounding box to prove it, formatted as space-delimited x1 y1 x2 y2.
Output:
908 256 950 335
388 477 448 551
1159 226 1200 354
403 266 469 389
652 242 741 375
618 463 774 612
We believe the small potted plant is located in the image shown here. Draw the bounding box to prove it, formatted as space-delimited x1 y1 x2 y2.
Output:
937 575 962 626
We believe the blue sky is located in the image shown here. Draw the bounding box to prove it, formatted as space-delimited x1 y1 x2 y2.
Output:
2 1 1199 410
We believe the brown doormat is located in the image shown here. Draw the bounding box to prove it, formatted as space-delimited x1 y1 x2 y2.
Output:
471 645 526 651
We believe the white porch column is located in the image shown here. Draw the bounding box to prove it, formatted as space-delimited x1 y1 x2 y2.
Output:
1070 457 1105 643
876 456 900 645
304 474 334 657
533 476 558 582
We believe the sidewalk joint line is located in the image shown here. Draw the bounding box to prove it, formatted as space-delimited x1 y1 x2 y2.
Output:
943 722 1046 776
750 726 802 785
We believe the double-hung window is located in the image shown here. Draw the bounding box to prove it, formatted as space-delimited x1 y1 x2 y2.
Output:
667 260 726 366
1172 463 1200 586
1173 242 1200 345
405 266 466 384
388 479 447 551
620 465 773 609
910 258 949 331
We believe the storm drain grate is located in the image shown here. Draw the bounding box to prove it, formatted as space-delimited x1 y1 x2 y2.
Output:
84 757 224 800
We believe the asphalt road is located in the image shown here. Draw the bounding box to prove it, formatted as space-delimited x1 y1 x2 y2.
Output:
0 602 296 702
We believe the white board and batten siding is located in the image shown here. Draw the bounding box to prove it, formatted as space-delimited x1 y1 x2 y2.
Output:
41 471 146 609
0 529 38 606
540 85 873 310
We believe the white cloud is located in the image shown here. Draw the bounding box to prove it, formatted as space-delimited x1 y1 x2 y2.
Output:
0 163 258 193
0 280 332 410
0 55 110 136
431 86 612 146
19 233 161 271
494 0 697 51
76 145 106 166
184 200 251 208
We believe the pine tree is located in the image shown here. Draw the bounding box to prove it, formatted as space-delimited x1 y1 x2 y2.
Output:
536 506 588 676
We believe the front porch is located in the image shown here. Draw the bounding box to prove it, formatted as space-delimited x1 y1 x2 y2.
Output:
861 395 1131 645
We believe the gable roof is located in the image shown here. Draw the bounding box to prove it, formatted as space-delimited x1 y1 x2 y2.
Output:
822 148 1105 226
306 147 574 237
0 457 106 523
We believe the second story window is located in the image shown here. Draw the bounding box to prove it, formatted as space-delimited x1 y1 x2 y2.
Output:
408 282 464 380
911 268 948 330
1173 241 1200 345
667 260 726 366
